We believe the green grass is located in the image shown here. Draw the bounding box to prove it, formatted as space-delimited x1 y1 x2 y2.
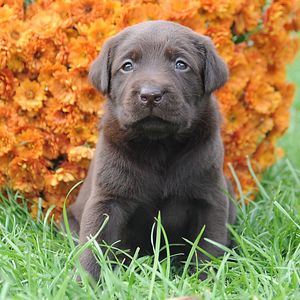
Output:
279 53 300 167
0 161 299 299
0 57 299 300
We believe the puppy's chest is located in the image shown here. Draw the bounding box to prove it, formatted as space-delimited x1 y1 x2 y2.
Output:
126 197 194 249
138 164 201 201
140 149 205 200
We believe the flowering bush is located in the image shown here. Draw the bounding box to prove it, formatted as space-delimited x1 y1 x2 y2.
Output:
0 0 299 218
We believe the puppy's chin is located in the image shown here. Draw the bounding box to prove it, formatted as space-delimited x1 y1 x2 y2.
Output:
130 116 179 140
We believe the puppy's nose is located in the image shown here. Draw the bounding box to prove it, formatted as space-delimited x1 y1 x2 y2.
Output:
139 86 164 106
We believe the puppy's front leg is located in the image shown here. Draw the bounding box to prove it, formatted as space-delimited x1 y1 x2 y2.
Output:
190 185 232 262
79 197 129 280
187 191 231 281
197 201 230 260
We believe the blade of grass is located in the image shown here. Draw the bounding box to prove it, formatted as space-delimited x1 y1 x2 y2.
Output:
274 201 300 230
148 212 162 300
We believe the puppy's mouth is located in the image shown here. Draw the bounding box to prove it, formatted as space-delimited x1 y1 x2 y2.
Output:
133 116 178 139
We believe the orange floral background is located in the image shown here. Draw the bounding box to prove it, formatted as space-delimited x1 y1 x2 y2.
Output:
0 0 299 219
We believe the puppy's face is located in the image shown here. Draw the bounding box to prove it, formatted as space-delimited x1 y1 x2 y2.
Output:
89 21 228 140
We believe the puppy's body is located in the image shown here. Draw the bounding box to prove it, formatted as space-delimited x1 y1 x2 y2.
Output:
65 21 236 279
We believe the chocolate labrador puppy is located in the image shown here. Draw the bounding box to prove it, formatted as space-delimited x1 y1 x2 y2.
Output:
63 20 236 280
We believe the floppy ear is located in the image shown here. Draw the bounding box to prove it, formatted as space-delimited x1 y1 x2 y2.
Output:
88 37 116 95
200 36 229 95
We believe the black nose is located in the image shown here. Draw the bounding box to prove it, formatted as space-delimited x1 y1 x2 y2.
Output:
139 86 164 105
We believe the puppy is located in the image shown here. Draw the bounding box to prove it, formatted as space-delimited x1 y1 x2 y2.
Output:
63 20 236 280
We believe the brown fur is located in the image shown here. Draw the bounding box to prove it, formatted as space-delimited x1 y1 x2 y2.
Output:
62 21 236 280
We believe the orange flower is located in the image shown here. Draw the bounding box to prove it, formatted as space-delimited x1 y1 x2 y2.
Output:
264 2 290 35
0 125 15 156
8 157 48 193
224 103 248 134
12 100 46 130
76 87 103 113
205 27 235 62
14 127 45 159
26 0 72 20
0 104 16 128
234 115 274 158
288 2 300 31
244 46 268 79
67 67 91 91
272 104 290 134
0 153 11 187
18 35 58 73
0 147 10 167
200 0 243 19
28 11 64 39
276 82 295 108
44 162 86 212
0 0 298 215
44 180 77 204
70 0 121 24
252 29 298 67
14 79 46 112
48 78 76 106
179 14 206 34
0 0 24 20
225 165 257 199
226 47 251 96
273 36 299 65
68 145 95 163
43 179 82 218
118 2 163 28
7 51 25 73
44 132 70 160
0 3 22 24
47 169 75 187
245 79 282 114
68 36 97 69
0 68 15 100
77 18 116 49
2 19 28 46
265 64 286 85
252 140 276 172
270 83 295 135
215 85 238 114
42 132 65 160
234 0 262 34
159 0 200 20
67 114 98 146
57 162 86 182
43 98 82 134
38 62 67 91
0 33 11 69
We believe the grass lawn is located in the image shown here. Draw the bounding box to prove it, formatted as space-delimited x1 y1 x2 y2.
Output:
0 58 299 300
279 54 300 169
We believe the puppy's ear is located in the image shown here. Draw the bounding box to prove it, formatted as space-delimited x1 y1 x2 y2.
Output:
88 37 116 95
196 36 229 95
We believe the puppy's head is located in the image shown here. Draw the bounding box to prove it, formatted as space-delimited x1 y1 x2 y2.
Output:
89 21 228 140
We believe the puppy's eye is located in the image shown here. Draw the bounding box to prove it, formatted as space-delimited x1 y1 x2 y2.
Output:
121 61 134 72
175 59 189 71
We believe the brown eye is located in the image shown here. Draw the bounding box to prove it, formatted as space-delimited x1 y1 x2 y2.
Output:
121 60 133 72
175 59 189 71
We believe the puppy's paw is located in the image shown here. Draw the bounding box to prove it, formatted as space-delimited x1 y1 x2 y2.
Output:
198 271 208 281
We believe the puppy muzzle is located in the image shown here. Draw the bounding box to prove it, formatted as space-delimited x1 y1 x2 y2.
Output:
133 116 179 140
